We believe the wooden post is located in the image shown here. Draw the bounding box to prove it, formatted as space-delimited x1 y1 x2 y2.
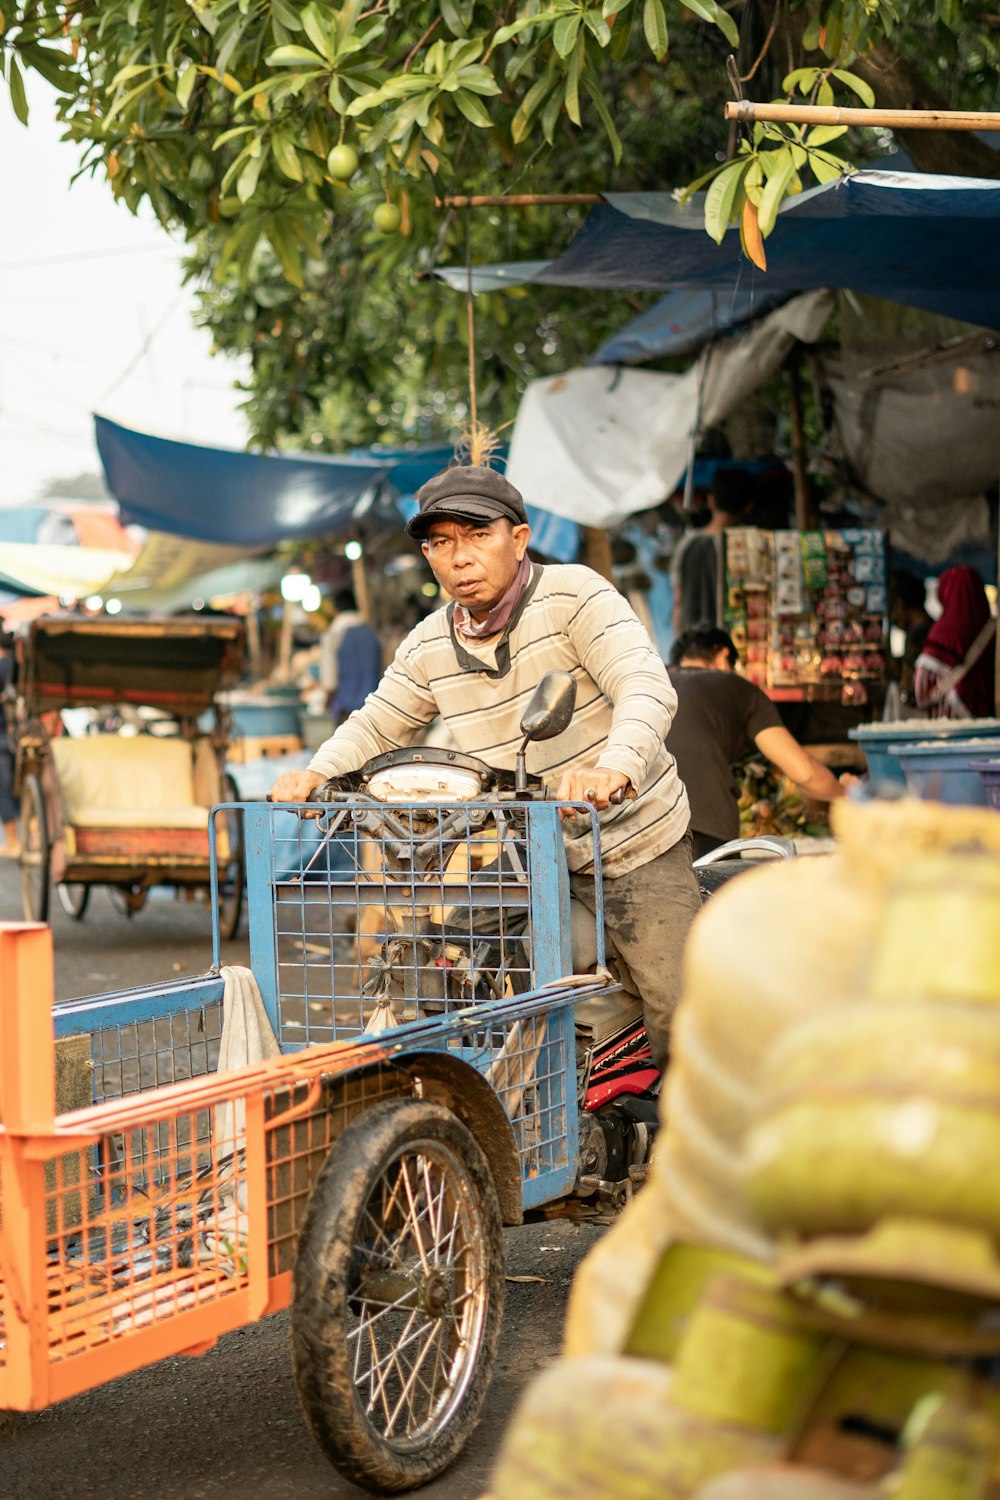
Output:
276 600 294 683
582 527 614 583
787 355 812 531
244 599 263 681
351 553 373 625
725 100 1000 132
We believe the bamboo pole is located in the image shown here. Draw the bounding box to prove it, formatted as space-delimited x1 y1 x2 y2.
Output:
725 100 1000 132
436 193 604 209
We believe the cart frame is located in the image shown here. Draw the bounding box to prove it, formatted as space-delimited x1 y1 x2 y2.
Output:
0 794 616 1485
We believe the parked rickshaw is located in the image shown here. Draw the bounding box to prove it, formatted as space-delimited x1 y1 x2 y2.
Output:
6 612 246 937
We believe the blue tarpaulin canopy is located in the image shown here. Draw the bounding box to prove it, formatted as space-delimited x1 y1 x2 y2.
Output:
94 415 580 561
437 172 1000 333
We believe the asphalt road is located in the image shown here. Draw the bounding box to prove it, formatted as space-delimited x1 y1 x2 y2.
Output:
0 862 604 1500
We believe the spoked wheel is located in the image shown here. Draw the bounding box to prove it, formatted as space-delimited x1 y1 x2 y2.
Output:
216 774 244 942
19 773 50 922
57 883 90 920
291 1098 505 1494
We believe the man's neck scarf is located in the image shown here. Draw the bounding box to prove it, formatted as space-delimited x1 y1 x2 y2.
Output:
453 552 532 642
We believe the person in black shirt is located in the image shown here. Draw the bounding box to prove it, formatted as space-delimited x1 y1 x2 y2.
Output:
666 626 848 858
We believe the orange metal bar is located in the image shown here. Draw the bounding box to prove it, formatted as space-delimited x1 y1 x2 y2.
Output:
0 923 55 1128
0 924 57 1408
243 1092 271 1320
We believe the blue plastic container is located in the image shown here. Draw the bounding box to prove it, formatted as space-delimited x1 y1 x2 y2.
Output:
889 738 1000 805
849 718 1000 786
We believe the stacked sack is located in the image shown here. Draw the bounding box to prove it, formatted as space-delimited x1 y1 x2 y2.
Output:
487 800 1000 1500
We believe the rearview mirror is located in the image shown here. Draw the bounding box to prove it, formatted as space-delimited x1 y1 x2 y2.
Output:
520 671 576 742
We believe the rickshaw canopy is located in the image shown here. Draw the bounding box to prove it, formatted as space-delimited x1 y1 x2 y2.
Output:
14 613 246 718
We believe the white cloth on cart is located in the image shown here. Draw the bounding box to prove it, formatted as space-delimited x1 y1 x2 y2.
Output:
202 966 280 1268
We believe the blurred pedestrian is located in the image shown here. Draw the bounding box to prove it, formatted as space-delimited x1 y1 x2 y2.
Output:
914 565 996 720
319 589 383 726
0 632 19 856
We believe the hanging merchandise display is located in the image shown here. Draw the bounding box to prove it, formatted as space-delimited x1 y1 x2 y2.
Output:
724 527 888 707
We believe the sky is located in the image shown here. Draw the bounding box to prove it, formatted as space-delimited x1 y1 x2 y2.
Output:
0 79 250 509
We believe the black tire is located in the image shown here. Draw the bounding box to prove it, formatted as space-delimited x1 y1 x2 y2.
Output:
57 883 90 920
19 773 50 922
216 775 244 942
291 1098 505 1494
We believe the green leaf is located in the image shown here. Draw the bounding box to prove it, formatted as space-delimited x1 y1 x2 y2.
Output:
643 0 668 60
493 11 563 47
271 0 302 30
109 63 156 89
8 56 28 124
832 68 875 107
540 83 563 143
265 44 328 67
237 149 266 202
744 155 764 206
300 5 334 62
583 76 621 163
441 0 469 38
452 88 493 127
267 218 303 285
782 66 821 95
681 0 739 48
213 124 257 149
176 65 198 109
807 149 847 185
806 122 848 146
553 15 581 57
272 131 303 180
704 157 746 243
18 42 75 92
603 0 633 15
583 11 612 45
456 66 501 96
511 67 557 143
757 148 795 236
564 34 583 124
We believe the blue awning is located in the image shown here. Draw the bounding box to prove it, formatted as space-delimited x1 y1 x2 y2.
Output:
437 171 1000 332
95 416 451 547
94 416 581 561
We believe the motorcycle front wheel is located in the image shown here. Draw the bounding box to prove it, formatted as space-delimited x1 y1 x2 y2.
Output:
291 1097 505 1493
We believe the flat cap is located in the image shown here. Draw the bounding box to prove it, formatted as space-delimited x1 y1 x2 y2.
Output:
406 465 528 539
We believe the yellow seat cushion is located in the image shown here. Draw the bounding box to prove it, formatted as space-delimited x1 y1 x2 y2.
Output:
51 735 209 831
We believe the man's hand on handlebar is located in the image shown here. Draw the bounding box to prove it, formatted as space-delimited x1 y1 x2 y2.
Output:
556 767 632 817
268 767 326 806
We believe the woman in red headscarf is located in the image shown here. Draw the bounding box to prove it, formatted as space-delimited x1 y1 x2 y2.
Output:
914 566 996 719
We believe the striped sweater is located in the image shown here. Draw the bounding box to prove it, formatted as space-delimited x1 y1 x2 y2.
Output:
307 563 689 877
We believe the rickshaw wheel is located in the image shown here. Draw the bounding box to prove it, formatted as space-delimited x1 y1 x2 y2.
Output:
291 1097 505 1494
216 774 244 942
19 773 50 922
57 884 90 920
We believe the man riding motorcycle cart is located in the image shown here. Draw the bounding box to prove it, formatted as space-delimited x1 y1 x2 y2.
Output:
270 464 701 1072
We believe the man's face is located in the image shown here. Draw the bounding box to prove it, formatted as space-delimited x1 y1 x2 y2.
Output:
422 517 531 620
